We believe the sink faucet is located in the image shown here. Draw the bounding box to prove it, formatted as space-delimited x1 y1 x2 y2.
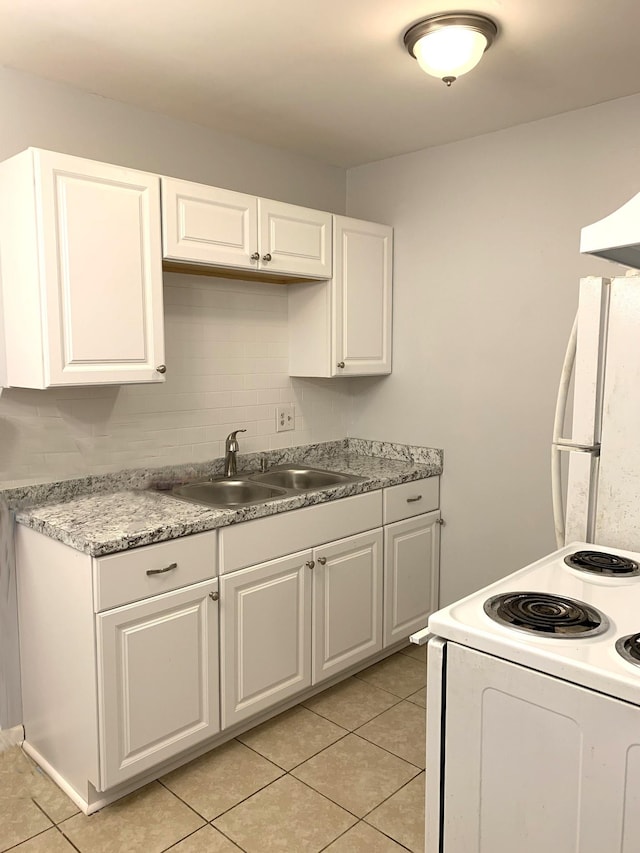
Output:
224 429 246 478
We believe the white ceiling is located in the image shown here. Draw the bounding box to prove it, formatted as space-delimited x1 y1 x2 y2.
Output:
2 0 640 168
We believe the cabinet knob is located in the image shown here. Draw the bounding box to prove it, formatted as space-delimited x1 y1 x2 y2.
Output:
337 362 345 369
250 252 260 261
156 364 167 374
305 560 315 570
436 517 445 525
262 253 272 262
209 591 220 601
317 556 327 566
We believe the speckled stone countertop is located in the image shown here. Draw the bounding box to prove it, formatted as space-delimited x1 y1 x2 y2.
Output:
6 438 443 557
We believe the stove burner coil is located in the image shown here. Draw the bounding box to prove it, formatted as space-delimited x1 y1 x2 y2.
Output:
616 633 640 666
564 550 640 576
483 592 608 638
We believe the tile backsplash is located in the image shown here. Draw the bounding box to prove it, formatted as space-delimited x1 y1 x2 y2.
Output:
0 274 352 485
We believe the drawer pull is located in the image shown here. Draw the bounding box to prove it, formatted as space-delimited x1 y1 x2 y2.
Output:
406 495 423 503
146 562 178 576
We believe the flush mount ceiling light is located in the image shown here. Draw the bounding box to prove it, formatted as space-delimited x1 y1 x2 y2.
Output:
404 12 497 87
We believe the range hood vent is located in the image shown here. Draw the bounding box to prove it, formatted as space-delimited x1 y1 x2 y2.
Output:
581 192 640 269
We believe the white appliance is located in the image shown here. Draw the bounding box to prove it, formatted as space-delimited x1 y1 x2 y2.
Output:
413 194 640 853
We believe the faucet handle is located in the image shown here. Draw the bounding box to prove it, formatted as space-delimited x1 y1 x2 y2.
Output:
226 428 247 442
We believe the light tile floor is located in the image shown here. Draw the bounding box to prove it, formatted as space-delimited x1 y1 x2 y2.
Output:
0 647 427 853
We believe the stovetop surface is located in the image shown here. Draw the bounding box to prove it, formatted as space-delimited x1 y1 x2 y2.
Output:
428 541 640 706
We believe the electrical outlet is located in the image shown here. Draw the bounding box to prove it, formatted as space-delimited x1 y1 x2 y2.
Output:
276 404 295 432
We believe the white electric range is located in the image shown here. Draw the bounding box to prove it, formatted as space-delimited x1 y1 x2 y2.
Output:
412 541 640 853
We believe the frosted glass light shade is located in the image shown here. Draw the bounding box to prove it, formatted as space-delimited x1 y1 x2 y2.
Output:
413 26 487 79
404 14 497 85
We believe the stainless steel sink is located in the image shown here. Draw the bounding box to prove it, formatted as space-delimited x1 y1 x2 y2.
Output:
163 465 364 509
250 465 362 491
172 478 289 508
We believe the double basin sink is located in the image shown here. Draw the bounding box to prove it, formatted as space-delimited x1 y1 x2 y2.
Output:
170 464 365 509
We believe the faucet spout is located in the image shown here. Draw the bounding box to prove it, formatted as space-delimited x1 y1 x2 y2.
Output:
224 429 247 478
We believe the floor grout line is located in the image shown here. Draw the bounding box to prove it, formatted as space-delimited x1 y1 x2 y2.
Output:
1 825 53 853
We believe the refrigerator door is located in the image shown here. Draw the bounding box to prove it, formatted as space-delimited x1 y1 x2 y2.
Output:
558 278 609 544
593 275 640 549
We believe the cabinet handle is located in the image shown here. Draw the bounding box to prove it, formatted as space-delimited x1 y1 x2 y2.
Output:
209 591 220 601
250 252 260 261
305 560 315 570
436 517 445 525
156 364 167 374
406 495 423 503
146 561 177 576
262 253 272 262
317 556 327 566
337 362 345 369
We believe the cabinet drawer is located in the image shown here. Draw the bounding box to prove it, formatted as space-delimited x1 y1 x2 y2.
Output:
219 491 383 574
383 478 439 525
93 530 217 611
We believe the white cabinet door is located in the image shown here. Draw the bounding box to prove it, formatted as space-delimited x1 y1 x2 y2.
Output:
288 215 392 378
0 149 165 388
383 512 440 647
160 179 331 279
96 578 220 791
258 198 332 279
312 528 383 684
333 216 392 376
442 643 640 853
220 551 312 728
161 177 258 270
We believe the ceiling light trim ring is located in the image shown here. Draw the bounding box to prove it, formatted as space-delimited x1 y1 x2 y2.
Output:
403 13 498 60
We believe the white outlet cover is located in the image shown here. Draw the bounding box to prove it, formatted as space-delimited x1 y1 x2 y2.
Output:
276 404 295 432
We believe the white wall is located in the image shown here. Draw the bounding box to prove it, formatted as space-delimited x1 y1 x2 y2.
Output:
347 94 640 605
0 67 344 210
0 67 349 486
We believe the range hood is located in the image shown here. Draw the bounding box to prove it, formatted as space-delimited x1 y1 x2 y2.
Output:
581 192 640 269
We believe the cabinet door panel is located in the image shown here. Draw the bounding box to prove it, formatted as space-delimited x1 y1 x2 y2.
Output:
220 552 312 728
384 512 440 647
313 529 383 683
37 151 165 385
162 177 257 269
259 198 332 278
97 579 219 790
333 216 392 375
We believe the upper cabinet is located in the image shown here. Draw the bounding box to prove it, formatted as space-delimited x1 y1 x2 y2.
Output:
161 177 332 280
0 149 165 389
289 216 393 377
0 148 391 387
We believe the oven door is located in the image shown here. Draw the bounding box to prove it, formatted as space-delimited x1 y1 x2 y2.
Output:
441 641 640 853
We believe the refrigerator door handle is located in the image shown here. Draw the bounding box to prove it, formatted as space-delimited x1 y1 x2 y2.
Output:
551 312 578 547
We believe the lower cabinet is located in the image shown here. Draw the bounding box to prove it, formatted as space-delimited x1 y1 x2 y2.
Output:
383 511 440 647
220 528 383 728
312 528 383 684
16 478 439 811
97 578 220 790
219 552 312 729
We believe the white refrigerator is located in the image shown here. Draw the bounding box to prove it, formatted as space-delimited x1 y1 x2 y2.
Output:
553 192 640 551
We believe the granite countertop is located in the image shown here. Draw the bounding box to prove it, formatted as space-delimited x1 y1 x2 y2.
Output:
6 438 443 557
